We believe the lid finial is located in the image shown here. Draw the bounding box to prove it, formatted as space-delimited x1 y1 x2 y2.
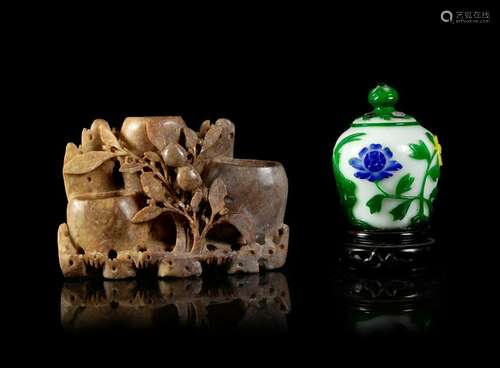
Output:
368 83 399 118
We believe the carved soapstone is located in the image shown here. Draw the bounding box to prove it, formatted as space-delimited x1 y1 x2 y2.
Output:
59 117 289 278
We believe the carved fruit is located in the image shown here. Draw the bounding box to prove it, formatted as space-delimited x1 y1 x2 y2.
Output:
176 166 202 192
161 143 188 167
120 117 156 155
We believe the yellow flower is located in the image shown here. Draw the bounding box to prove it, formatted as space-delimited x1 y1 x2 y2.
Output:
433 135 442 166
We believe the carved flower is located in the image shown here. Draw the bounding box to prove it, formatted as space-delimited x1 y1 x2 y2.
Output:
349 144 402 182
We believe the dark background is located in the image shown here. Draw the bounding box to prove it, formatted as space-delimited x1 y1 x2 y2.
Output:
8 4 497 363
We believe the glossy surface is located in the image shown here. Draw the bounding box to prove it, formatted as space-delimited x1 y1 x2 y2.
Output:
368 83 399 118
61 272 290 333
56 266 444 338
332 85 442 230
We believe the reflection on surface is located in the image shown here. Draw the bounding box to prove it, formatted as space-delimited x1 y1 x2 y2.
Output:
61 272 290 333
332 270 441 338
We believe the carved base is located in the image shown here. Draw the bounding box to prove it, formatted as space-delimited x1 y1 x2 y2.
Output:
339 230 435 271
58 223 289 279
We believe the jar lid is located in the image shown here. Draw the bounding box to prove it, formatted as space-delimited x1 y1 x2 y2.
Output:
351 84 418 127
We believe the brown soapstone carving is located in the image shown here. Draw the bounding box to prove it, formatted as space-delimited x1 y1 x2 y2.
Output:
59 116 289 278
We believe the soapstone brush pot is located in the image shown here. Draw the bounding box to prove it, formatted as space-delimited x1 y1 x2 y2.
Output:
59 116 289 279
204 157 289 270
332 84 442 267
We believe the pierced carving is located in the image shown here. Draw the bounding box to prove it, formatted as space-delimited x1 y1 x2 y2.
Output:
59 117 289 278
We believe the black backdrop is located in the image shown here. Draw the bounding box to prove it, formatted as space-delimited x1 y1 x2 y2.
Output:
9 4 498 363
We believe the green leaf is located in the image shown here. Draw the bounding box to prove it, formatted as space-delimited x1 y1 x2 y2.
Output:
428 164 440 181
366 194 385 214
351 219 376 230
335 133 366 154
340 177 357 207
425 131 434 145
395 174 415 195
409 140 431 161
332 132 367 221
389 199 414 221
429 187 438 202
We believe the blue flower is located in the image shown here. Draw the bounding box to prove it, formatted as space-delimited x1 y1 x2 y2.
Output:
349 144 402 182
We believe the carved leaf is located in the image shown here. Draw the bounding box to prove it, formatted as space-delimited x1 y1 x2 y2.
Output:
144 151 162 162
215 118 234 132
208 178 227 215
146 120 181 151
140 172 167 202
131 205 166 223
190 190 203 212
201 125 223 152
193 157 208 174
119 157 144 173
99 125 121 149
63 151 116 174
81 128 100 152
145 120 167 151
64 143 80 164
163 123 182 145
395 174 415 195
409 140 431 161
90 118 110 132
183 127 199 153
197 121 233 163
81 128 89 146
429 164 440 182
366 194 385 214
389 199 413 221
199 120 211 138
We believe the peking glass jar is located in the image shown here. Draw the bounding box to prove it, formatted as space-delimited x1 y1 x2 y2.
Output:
332 84 442 267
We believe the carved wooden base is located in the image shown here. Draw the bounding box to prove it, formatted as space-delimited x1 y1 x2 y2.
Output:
339 230 435 271
58 223 289 279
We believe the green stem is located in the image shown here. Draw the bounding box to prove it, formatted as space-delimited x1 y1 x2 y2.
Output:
418 151 437 216
375 181 417 201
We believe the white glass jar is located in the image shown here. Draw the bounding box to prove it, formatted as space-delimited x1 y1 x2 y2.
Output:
332 84 442 232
